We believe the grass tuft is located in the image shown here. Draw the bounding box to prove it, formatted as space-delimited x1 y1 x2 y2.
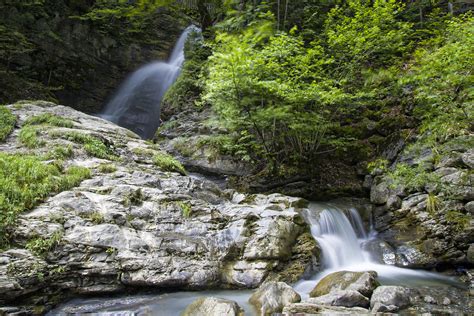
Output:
0 106 16 142
152 152 186 175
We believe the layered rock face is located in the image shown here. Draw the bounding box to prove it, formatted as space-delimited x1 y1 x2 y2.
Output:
366 141 474 269
0 101 317 312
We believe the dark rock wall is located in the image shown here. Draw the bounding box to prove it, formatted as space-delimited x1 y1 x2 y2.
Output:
0 1 187 113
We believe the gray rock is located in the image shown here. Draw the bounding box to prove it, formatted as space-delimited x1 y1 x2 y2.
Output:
386 195 402 211
370 286 411 310
282 302 369 315
466 201 474 215
181 297 243 316
371 182 389 205
462 149 474 168
248 281 300 315
307 290 369 308
371 302 399 313
310 271 379 298
467 244 474 264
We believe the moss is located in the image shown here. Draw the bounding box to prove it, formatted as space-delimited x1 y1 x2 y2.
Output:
19 126 45 148
24 113 74 128
152 152 186 175
0 106 16 141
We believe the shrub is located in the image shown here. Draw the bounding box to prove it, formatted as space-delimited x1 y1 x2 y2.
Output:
0 106 15 141
60 131 117 160
152 152 186 175
45 144 74 160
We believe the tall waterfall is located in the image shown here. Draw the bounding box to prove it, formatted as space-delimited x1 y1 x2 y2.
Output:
100 25 200 139
295 202 459 296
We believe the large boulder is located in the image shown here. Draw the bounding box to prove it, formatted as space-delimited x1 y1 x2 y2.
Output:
370 181 390 205
182 297 243 316
307 290 369 308
370 286 411 311
309 271 379 298
248 281 301 315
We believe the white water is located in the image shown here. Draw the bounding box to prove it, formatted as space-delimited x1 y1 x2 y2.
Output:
295 202 460 297
100 25 200 139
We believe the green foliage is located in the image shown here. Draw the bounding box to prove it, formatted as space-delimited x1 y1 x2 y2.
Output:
98 163 117 173
177 201 192 218
26 230 63 256
402 14 473 144
45 144 74 160
325 0 412 73
0 153 91 246
445 210 470 232
367 159 389 175
122 189 144 207
426 193 440 214
24 113 74 128
387 163 440 192
152 152 187 175
87 212 105 224
0 106 15 142
59 131 117 160
19 126 45 148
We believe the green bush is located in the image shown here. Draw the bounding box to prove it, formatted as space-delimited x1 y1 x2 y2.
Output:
0 153 91 247
152 152 186 175
45 144 74 160
26 230 63 256
0 106 15 141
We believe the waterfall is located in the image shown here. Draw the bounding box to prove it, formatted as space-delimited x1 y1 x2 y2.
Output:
100 25 200 139
295 202 460 296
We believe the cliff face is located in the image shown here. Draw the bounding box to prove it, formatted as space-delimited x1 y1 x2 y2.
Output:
0 1 187 113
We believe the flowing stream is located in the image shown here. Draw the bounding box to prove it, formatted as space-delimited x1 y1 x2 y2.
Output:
99 25 200 139
48 201 463 315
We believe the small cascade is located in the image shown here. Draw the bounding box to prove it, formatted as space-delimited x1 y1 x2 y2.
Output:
296 202 460 296
100 25 200 139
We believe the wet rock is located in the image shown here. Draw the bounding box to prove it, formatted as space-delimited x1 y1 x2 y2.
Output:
309 271 379 298
182 297 243 316
370 286 411 311
308 290 369 308
248 281 300 315
282 302 369 315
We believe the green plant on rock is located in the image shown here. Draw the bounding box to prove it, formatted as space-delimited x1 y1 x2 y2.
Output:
19 125 45 148
59 131 117 160
387 163 441 193
0 153 91 247
122 189 144 207
367 159 389 175
152 152 186 175
98 163 117 173
445 210 470 232
178 201 192 218
26 230 63 256
87 211 105 224
426 193 441 214
45 144 74 160
24 113 74 128
0 106 15 142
